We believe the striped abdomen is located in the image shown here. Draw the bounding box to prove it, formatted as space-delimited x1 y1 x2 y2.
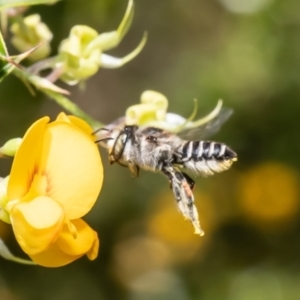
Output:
175 141 237 176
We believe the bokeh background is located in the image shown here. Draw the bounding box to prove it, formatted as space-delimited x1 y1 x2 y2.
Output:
1 0 300 299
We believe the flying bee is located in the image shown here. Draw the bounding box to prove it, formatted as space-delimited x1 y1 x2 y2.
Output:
95 111 237 236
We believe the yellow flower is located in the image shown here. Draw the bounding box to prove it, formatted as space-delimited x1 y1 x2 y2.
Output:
239 162 300 229
147 191 217 263
4 113 103 267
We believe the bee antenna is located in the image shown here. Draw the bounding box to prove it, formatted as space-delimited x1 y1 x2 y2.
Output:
93 127 111 135
95 137 114 144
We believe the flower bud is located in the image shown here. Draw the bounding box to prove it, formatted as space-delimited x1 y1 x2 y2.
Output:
10 14 53 61
0 138 22 157
0 177 10 224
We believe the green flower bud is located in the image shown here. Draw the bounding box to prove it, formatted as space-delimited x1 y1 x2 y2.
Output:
0 177 10 224
10 14 53 61
0 138 22 157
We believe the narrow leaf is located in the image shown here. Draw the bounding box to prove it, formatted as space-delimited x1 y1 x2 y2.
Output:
13 66 70 94
0 43 43 82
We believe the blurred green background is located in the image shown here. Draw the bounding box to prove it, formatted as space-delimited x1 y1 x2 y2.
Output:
1 0 300 299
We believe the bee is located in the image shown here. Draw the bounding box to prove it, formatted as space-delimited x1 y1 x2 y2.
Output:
95 112 237 236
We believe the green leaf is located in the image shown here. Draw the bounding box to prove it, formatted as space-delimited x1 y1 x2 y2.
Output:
0 0 60 10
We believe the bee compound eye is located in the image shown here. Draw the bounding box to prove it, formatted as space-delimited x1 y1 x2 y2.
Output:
146 135 157 143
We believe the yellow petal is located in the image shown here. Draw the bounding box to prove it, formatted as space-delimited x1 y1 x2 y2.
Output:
56 112 94 137
40 121 103 219
10 196 64 255
29 243 81 267
7 117 50 201
87 233 99 260
55 112 71 123
56 219 99 257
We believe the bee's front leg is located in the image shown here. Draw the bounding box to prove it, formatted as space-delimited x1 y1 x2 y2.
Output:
128 161 140 177
161 165 204 236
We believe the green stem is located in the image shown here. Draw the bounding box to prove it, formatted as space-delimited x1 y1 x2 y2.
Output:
12 66 103 128
44 91 102 128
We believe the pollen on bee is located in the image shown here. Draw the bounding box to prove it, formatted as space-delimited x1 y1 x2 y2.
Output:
182 181 193 198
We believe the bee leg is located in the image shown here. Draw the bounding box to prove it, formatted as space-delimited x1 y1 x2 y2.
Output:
162 165 204 236
182 172 195 190
128 161 140 177
92 127 112 135
108 154 115 165
161 167 173 189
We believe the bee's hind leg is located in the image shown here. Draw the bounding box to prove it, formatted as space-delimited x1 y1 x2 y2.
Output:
161 165 204 236
182 172 195 190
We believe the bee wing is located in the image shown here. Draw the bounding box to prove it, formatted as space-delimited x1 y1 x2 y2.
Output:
177 108 233 140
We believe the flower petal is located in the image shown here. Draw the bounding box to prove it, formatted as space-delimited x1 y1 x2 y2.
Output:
56 219 99 258
10 196 64 255
99 31 147 69
7 117 49 201
29 243 81 267
55 112 71 123
56 113 94 137
40 121 103 219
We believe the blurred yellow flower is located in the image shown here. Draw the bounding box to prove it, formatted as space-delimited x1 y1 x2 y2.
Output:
10 14 53 61
239 162 299 228
3 113 103 267
147 191 217 263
